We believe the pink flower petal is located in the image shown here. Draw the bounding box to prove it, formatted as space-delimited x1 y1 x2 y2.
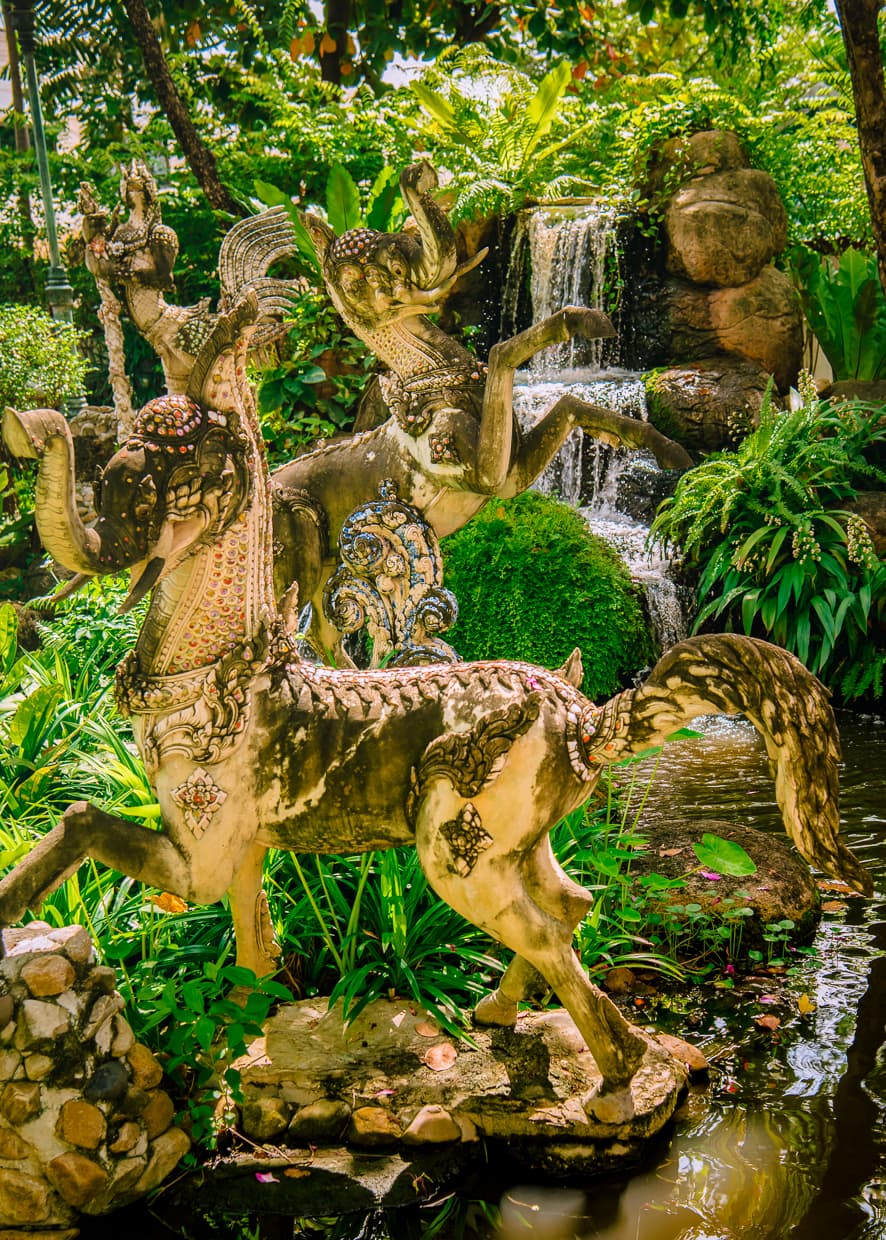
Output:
700 870 723 880
255 1172 279 1183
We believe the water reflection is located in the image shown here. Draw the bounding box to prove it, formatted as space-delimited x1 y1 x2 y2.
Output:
490 713 886 1240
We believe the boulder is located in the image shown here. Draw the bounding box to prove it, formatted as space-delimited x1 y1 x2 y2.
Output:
644 358 778 452
645 130 750 198
665 267 803 391
665 170 787 288
628 818 820 950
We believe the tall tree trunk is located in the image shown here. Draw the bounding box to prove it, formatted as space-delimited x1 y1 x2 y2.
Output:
835 0 886 295
121 0 242 217
320 0 349 84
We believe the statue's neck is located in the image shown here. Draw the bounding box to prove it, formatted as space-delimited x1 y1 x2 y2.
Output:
357 317 476 378
124 284 165 335
134 348 277 678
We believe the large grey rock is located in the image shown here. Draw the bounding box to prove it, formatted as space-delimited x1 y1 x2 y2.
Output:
644 358 778 452
628 819 820 950
665 267 803 391
665 170 787 288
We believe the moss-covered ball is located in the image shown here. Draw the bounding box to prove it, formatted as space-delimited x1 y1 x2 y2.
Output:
441 491 654 701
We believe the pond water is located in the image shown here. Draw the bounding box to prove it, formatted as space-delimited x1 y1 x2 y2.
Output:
494 711 886 1240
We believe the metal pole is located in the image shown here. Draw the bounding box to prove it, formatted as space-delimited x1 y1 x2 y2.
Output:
11 0 74 323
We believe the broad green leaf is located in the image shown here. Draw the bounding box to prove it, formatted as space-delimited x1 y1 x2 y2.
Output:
9 683 63 754
692 833 757 877
520 61 571 166
326 164 362 234
0 604 17 676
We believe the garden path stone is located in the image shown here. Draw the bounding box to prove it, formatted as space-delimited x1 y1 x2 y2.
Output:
224 996 684 1183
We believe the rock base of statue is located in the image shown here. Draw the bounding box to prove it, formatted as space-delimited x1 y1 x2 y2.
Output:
166 997 689 1217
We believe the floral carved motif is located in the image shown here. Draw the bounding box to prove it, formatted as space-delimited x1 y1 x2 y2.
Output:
172 768 228 838
441 803 493 876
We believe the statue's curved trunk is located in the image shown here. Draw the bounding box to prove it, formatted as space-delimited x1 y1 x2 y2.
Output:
2 407 102 575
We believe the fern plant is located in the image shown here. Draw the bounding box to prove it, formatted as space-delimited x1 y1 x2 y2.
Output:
651 386 886 701
408 48 595 221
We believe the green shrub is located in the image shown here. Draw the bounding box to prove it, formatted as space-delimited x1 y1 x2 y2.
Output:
651 386 886 701
441 491 654 700
0 303 88 409
788 246 886 382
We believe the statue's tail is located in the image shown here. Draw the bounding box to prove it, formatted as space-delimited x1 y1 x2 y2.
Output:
582 634 872 895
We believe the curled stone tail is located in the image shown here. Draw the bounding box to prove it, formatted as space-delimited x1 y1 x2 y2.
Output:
583 634 871 896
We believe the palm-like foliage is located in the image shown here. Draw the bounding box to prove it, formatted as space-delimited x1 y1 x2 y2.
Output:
651 389 886 699
409 49 595 220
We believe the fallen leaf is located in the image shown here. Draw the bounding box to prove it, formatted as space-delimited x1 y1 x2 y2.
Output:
423 1042 457 1071
284 1168 311 1179
817 879 854 894
797 993 816 1015
821 901 847 912
659 847 684 857
152 891 188 914
759 995 778 1003
754 1014 780 1031
415 1021 440 1038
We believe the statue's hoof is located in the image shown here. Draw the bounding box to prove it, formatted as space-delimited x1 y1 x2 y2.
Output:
473 989 519 1028
584 1083 636 1124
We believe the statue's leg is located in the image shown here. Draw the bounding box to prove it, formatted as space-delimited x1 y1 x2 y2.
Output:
415 813 646 1092
270 493 325 612
0 801 189 929
475 838 593 1026
227 842 281 978
501 393 692 497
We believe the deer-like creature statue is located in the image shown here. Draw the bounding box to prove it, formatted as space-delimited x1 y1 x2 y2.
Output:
0 295 869 1118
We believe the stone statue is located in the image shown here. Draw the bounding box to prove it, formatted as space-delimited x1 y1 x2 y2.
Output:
0 291 870 1118
79 161 693 662
79 160 301 425
270 162 694 659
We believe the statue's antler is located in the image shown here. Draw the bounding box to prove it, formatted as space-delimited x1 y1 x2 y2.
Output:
586 634 872 896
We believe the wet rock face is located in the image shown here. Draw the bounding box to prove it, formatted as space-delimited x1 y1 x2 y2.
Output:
0 922 190 1227
628 130 800 396
663 267 803 393
644 358 780 453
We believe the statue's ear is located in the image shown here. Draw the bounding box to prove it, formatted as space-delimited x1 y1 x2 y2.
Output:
301 211 335 263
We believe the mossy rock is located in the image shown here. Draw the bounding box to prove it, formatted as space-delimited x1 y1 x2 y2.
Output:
627 819 820 957
440 491 654 701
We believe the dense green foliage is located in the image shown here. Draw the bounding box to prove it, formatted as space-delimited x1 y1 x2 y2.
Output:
652 388 886 701
0 303 88 408
441 491 655 700
789 246 886 382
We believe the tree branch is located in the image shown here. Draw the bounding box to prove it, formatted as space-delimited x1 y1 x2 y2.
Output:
121 0 243 217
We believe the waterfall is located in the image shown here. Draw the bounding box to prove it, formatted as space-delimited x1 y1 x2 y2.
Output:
507 204 690 650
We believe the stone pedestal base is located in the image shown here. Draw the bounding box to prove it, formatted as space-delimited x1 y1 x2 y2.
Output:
188 998 688 1215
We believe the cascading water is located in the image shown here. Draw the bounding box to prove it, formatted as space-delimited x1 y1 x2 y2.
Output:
506 203 690 650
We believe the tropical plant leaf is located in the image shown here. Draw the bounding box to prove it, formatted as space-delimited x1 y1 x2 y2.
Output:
325 164 362 234
692 833 757 877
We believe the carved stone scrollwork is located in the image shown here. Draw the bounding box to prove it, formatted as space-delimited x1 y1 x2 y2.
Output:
322 479 460 667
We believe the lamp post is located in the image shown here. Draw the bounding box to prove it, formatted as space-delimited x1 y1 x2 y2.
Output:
11 0 74 323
